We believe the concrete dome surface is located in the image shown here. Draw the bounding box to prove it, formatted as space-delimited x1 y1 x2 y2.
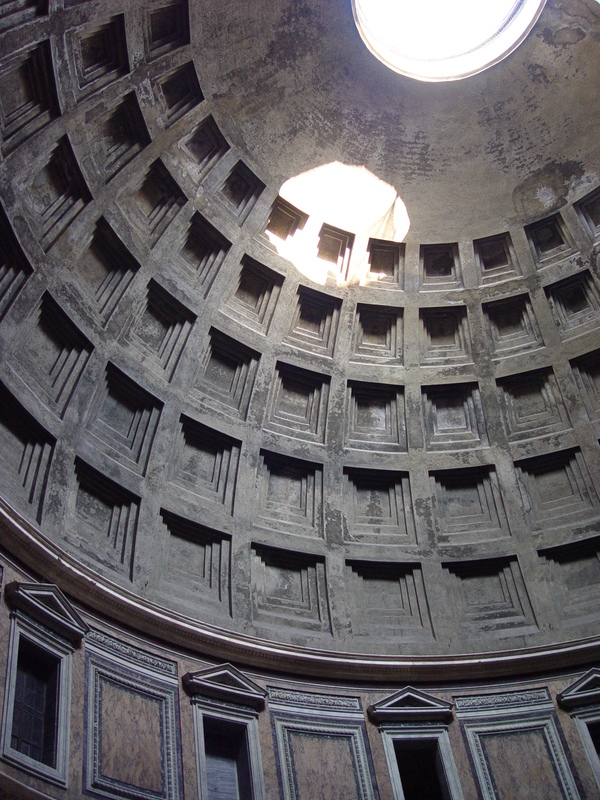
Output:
2 3 600 800
0 0 600 670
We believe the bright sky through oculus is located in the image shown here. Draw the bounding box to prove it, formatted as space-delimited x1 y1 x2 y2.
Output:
352 0 547 81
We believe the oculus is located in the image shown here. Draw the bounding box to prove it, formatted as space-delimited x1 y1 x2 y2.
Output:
352 0 547 81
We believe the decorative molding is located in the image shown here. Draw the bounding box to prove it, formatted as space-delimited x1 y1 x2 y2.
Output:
569 707 600 793
86 629 178 679
368 686 453 723
454 688 551 714
268 688 361 712
183 663 267 710
557 668 600 709
4 581 89 643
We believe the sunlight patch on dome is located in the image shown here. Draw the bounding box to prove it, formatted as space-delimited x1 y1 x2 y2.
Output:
267 162 409 287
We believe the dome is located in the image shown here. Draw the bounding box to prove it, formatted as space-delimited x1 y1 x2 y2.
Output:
5 4 600 800
0 0 600 685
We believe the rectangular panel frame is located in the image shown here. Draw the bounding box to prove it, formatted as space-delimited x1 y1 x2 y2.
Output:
271 711 378 800
463 715 580 800
84 637 182 800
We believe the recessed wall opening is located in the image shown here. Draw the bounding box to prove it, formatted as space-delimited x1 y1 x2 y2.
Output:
203 716 252 800
394 740 448 800
588 721 600 757
11 637 59 768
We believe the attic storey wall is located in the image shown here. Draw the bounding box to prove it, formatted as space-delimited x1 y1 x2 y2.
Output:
1 0 600 675
1 557 600 800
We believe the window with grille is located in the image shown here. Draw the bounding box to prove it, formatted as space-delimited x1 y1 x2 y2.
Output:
10 637 59 767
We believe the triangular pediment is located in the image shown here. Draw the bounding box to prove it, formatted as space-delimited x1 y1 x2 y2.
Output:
557 669 600 709
183 663 267 710
368 686 453 723
5 582 89 644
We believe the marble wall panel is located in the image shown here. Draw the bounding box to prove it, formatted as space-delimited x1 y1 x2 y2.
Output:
84 631 182 800
270 704 378 800
463 717 580 800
